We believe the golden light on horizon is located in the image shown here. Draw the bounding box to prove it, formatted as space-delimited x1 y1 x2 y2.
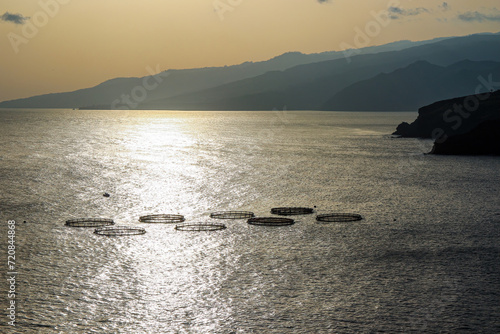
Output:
0 0 499 102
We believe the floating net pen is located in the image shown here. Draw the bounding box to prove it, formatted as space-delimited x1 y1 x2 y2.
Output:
139 214 185 223
210 211 255 219
175 222 227 231
270 207 314 216
247 217 295 226
65 218 115 228
316 213 363 223
94 226 146 236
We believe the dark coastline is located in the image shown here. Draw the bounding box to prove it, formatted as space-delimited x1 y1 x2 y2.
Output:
393 90 500 155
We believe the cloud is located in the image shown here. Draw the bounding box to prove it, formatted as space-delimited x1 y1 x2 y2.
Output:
388 6 430 19
458 8 500 22
439 2 450 11
1 12 29 25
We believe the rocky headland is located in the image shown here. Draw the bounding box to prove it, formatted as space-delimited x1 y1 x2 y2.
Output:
429 120 500 155
393 90 500 155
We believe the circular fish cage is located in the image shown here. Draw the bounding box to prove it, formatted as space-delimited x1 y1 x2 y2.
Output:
94 226 146 236
316 213 363 223
271 207 314 216
65 218 115 228
247 217 295 226
139 214 185 223
175 222 227 231
210 211 255 219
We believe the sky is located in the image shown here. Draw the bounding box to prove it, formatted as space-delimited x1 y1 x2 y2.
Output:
0 0 499 102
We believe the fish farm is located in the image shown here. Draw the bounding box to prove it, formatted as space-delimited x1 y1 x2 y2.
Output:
175 222 227 231
65 218 115 228
316 213 363 222
270 207 314 216
64 207 364 235
139 214 185 223
94 226 147 236
210 211 255 219
247 217 295 226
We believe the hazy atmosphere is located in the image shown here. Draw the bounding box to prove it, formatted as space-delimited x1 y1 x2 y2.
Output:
1 1 500 333
1 0 499 102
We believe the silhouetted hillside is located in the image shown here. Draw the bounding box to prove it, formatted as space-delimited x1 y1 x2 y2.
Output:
1 33 499 111
393 90 500 139
430 120 500 155
0 39 437 109
140 34 500 110
322 60 500 111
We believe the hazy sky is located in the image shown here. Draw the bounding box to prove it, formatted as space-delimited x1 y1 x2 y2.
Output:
1 0 499 102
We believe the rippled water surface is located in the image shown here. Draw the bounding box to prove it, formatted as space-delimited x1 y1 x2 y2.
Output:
1 109 499 333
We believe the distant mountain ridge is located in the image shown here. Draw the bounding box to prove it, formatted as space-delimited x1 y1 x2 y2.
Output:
0 38 442 109
1 33 499 111
140 34 500 111
322 60 500 111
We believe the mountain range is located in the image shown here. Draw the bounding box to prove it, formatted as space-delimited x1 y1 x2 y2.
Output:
1 33 499 111
323 60 500 111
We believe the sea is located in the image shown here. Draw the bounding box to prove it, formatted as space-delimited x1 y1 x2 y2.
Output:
0 109 499 333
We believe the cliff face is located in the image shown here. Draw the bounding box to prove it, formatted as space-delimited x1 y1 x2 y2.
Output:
393 90 500 139
430 120 500 155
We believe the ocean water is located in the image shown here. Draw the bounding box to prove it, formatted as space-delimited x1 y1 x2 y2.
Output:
0 109 499 333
